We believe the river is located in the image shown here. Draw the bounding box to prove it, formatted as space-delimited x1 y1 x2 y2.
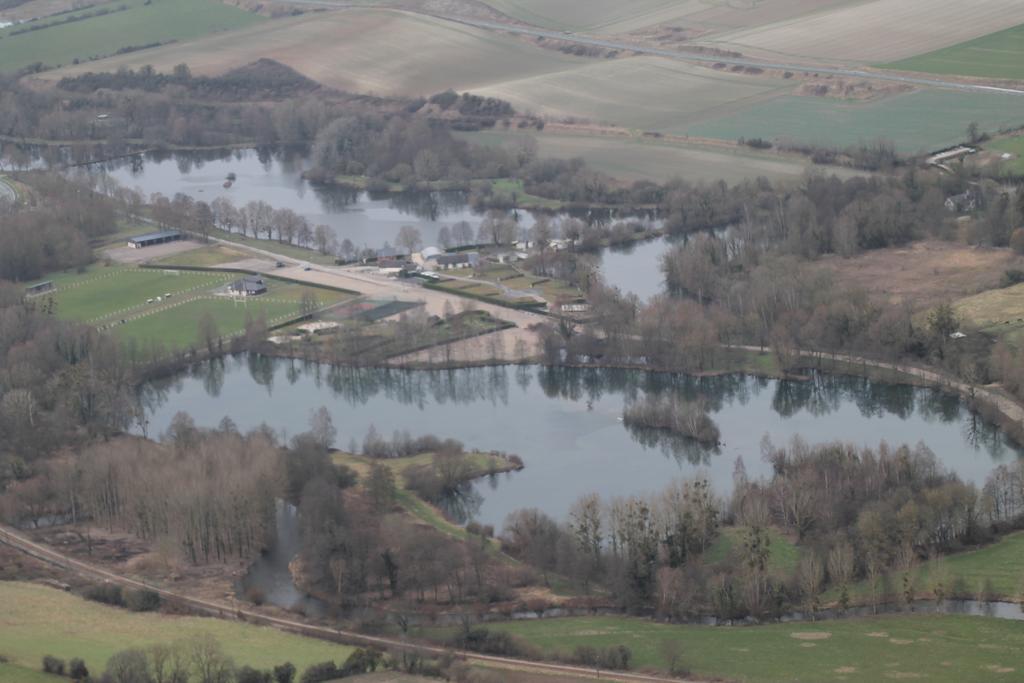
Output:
141 357 1022 530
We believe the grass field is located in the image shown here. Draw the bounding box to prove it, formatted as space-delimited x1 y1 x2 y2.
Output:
687 90 1024 153
40 267 232 322
987 134 1024 174
704 0 1024 64
0 582 352 681
427 613 1024 682
0 0 263 71
952 282 1024 345
704 526 800 578
883 23 1024 81
32 266 352 349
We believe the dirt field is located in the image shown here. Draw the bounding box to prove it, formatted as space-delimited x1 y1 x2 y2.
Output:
104 239 203 264
701 0 1024 64
474 55 791 131
45 8 590 97
811 241 1024 311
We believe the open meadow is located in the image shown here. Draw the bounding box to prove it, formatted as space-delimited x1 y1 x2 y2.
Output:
0 582 353 682
883 23 1024 81
987 134 1024 174
700 0 1024 64
952 282 1024 345
30 266 353 350
0 0 263 72
426 613 1024 682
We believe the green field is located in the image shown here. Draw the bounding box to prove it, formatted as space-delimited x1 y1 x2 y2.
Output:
41 267 232 322
988 134 1024 174
0 582 352 682
32 266 352 349
883 24 1024 80
952 282 1024 346
429 613 1024 682
687 90 1024 153
0 0 263 72
704 526 800 578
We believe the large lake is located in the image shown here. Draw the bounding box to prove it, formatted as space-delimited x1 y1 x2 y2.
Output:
69 147 667 298
141 357 1022 529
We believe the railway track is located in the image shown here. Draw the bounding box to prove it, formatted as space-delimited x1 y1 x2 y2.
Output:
0 524 695 683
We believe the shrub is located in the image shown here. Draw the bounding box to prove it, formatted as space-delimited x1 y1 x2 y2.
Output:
125 588 161 612
84 582 124 607
237 665 272 683
1002 269 1024 287
69 657 89 680
42 655 65 675
451 628 537 658
300 661 339 683
569 644 632 670
273 662 296 683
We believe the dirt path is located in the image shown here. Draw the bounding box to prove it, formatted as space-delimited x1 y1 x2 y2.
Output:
0 525 697 683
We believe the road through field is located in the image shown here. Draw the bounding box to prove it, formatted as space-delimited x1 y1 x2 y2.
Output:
279 1 1024 96
0 525 695 683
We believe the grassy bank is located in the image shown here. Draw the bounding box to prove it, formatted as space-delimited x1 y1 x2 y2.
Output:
0 582 351 680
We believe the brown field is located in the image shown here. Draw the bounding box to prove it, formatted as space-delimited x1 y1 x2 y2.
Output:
473 56 791 131
701 0 1024 64
0 0 105 22
46 8 590 96
812 241 1024 311
482 0 859 36
456 128 861 183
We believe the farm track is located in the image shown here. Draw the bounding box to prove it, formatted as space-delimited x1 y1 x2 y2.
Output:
279 1 1024 96
0 524 697 683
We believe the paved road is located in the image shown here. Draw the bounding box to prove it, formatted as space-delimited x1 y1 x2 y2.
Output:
279 1 1024 96
0 524 695 683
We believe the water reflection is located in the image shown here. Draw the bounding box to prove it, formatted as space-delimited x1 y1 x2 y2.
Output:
142 358 1023 528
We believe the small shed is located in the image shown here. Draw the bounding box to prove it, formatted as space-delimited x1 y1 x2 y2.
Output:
25 281 54 297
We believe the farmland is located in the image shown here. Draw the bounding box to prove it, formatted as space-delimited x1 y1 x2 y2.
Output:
456 129 854 183
0 0 263 72
480 0 858 36
702 0 1024 64
426 613 1024 682
474 56 790 133
882 23 1024 81
46 8 590 97
686 90 1024 153
30 266 353 349
0 582 352 681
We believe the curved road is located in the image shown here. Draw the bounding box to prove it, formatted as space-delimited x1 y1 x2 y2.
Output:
0 524 692 683
0 176 16 204
281 1 1024 96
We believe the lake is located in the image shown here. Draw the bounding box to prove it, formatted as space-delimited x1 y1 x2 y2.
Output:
141 357 1022 530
